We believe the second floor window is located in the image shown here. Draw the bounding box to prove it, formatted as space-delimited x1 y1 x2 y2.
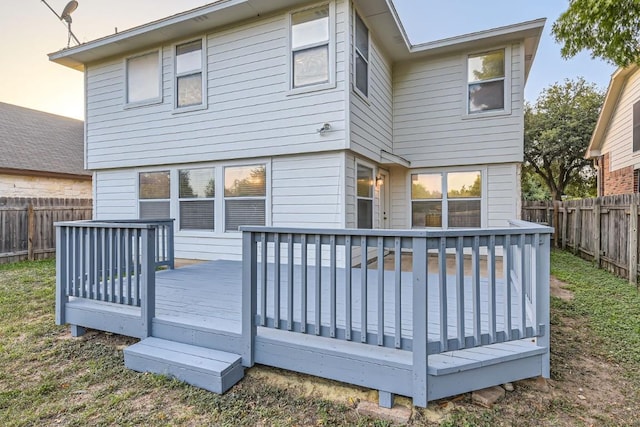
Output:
467 49 505 114
354 12 369 97
291 5 330 88
126 51 161 104
176 40 203 108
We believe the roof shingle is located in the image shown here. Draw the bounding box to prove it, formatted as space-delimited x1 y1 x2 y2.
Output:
0 102 88 177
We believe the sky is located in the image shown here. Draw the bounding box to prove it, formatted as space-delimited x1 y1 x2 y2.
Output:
0 0 616 120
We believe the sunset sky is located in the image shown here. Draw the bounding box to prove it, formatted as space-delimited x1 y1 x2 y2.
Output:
0 0 615 120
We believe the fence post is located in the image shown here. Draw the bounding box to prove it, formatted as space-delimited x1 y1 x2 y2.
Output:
594 198 601 267
573 206 582 255
55 225 68 325
140 227 156 338
242 230 257 367
412 236 428 408
28 202 35 261
561 205 568 250
553 200 560 248
629 196 638 286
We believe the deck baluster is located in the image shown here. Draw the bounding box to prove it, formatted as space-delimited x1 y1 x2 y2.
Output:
314 234 322 336
504 235 512 340
345 235 352 341
287 234 294 331
360 236 368 343
438 237 448 351
273 233 281 328
301 234 308 333
488 235 497 343
260 233 267 326
329 235 337 338
455 236 465 348
394 237 402 349
377 237 384 346
472 235 481 346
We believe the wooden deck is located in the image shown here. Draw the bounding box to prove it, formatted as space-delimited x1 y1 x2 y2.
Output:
56 221 552 407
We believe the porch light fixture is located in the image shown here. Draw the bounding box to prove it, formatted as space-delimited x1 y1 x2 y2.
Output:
317 122 331 134
376 176 383 187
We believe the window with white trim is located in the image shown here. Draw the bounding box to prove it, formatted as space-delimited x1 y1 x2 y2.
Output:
354 11 369 97
411 171 482 228
224 165 266 232
291 5 330 89
467 49 505 114
175 39 204 108
356 164 373 229
126 51 161 104
139 171 170 219
178 168 215 231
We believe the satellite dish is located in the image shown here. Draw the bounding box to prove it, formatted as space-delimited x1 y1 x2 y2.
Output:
60 1 78 23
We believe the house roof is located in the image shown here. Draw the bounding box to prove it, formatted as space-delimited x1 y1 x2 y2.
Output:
0 102 89 179
49 0 545 80
586 65 638 158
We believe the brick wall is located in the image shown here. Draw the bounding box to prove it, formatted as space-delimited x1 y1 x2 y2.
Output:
0 174 92 198
601 153 635 195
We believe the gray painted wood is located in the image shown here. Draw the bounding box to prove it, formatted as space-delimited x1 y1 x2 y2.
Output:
379 391 394 409
124 337 244 394
412 237 428 407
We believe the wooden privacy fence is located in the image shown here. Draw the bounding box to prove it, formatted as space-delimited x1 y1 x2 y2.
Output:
522 194 640 285
0 197 92 264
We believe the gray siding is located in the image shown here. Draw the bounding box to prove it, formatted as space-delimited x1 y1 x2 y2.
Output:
393 43 524 168
85 1 348 170
94 170 137 219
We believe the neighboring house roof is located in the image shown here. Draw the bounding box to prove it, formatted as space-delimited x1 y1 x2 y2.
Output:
586 65 638 158
0 102 89 179
48 0 544 82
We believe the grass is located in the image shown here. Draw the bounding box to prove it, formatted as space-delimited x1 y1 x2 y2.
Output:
2 252 640 426
0 259 387 426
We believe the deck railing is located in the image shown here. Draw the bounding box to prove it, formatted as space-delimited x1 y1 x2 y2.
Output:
241 221 552 405
55 219 174 336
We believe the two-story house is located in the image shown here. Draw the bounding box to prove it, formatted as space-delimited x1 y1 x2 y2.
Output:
50 0 544 260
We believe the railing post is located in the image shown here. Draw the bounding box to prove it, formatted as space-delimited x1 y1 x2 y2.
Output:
167 220 175 269
412 236 428 408
55 225 68 325
140 227 156 338
242 230 257 367
535 233 551 378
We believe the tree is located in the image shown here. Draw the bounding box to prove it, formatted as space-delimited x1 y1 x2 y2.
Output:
524 78 604 201
552 0 640 67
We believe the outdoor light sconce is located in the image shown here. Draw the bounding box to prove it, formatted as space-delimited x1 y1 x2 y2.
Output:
317 122 331 134
376 176 383 187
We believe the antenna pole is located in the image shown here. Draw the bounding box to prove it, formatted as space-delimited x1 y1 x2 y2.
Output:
67 22 81 46
41 0 62 20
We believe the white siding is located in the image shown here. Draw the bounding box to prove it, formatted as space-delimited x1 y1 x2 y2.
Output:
349 7 394 160
389 166 408 229
85 1 348 170
393 43 524 168
271 153 345 228
601 69 640 170
486 163 519 227
94 170 137 219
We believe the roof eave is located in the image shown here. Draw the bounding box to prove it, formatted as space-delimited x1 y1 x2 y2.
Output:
586 65 639 159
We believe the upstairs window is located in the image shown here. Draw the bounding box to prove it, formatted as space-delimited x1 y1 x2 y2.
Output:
467 50 505 113
176 40 204 108
126 51 161 105
139 171 170 219
224 165 266 232
633 100 640 152
356 164 373 229
412 171 482 228
291 5 330 89
354 12 369 97
179 168 215 231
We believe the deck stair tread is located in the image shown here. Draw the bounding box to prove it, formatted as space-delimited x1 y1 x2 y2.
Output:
124 337 244 394
428 340 547 375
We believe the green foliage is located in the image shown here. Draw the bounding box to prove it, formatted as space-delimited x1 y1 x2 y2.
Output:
552 0 640 67
521 168 550 201
524 78 604 200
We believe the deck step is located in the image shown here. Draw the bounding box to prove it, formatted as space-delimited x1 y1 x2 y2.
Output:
124 337 244 394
